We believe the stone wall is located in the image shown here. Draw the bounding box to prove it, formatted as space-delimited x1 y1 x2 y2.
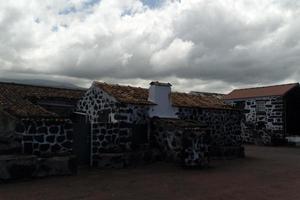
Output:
182 131 210 167
15 119 73 156
0 155 77 180
175 108 244 158
76 85 150 166
77 85 244 167
226 96 284 145
151 118 210 167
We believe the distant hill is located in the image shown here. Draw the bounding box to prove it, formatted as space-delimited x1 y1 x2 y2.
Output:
0 78 85 90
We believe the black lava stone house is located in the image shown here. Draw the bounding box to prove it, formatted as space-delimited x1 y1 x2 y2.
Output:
0 82 85 175
224 83 300 145
76 81 244 168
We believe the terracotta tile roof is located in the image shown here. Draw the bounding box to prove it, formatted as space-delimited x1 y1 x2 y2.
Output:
94 81 233 110
0 82 85 118
224 83 299 100
94 82 155 105
171 92 231 109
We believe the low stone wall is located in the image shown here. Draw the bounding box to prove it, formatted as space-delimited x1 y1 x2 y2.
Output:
182 131 210 167
0 154 77 181
151 118 210 167
91 122 132 166
93 149 161 168
176 108 244 158
15 119 73 156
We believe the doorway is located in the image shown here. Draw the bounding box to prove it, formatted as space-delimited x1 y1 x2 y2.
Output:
72 113 91 166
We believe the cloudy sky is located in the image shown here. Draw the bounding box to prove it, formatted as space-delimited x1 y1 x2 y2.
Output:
1 0 300 93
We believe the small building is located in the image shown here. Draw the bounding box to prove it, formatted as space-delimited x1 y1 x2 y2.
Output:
224 83 300 145
0 82 85 179
76 81 244 168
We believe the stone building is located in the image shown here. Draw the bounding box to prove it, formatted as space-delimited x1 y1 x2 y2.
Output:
0 82 85 179
224 83 300 145
76 81 244 168
0 80 245 180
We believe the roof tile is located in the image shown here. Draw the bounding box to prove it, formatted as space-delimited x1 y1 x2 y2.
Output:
0 82 85 118
224 83 299 100
94 81 232 109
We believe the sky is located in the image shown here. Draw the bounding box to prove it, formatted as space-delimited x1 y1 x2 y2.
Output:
1 0 300 93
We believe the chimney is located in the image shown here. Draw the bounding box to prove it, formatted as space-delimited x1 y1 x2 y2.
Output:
148 81 177 118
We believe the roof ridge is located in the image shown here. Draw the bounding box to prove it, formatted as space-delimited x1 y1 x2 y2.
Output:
94 81 144 88
232 82 299 91
94 81 227 98
0 81 86 91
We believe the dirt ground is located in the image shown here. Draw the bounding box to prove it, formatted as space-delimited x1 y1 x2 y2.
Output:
1 145 300 200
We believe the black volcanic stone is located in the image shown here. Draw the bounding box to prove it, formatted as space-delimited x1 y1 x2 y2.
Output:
112 135 117 142
46 135 55 143
119 130 128 136
28 126 37 134
98 134 104 141
15 124 25 133
23 135 33 142
113 129 119 134
93 124 98 129
21 120 30 128
34 135 44 143
33 143 39 149
59 126 65 135
105 135 112 142
62 141 72 149
101 141 108 147
37 126 47 134
114 114 127 120
51 144 61 152
40 144 50 152
57 136 66 143
93 128 100 134
101 129 106 134
66 131 73 140
106 123 112 129
49 126 59 134
23 143 33 154
35 120 44 127
64 122 73 130
119 137 128 143
93 141 100 146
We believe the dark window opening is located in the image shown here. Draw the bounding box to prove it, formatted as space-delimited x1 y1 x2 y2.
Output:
256 100 266 114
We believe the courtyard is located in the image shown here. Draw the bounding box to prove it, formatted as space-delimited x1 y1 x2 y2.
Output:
1 145 300 200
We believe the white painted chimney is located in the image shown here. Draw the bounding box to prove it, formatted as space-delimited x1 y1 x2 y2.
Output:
148 81 177 118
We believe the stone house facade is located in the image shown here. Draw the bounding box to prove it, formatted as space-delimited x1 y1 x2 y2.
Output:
76 81 244 168
0 80 245 179
0 82 84 179
224 83 300 145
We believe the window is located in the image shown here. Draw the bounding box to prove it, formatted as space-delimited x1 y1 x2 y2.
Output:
256 100 266 113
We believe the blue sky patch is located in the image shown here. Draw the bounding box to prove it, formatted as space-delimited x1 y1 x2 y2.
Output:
51 25 59 32
59 0 101 15
141 0 164 8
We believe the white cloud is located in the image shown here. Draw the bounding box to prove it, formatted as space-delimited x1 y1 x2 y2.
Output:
150 38 194 71
0 0 300 93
